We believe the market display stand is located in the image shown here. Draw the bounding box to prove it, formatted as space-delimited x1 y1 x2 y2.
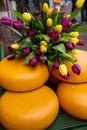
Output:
1 43 87 130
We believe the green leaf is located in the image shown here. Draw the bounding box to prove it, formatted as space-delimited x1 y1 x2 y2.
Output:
53 14 59 26
73 26 87 32
62 53 77 63
13 10 29 24
47 59 54 66
53 43 66 53
70 8 81 20
24 51 35 64
69 23 82 32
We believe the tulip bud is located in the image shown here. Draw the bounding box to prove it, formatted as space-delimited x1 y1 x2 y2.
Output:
54 60 60 68
11 44 20 49
71 37 79 45
71 49 78 55
77 38 85 46
72 64 81 75
70 32 79 37
46 18 53 27
40 46 47 53
42 3 49 13
75 0 85 8
54 25 63 33
12 21 23 30
40 41 47 46
59 64 67 76
29 58 38 66
65 42 75 50
22 48 31 55
22 12 32 21
1 16 12 25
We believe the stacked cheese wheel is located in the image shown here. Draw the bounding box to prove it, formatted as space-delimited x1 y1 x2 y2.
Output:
52 49 87 120
0 57 59 130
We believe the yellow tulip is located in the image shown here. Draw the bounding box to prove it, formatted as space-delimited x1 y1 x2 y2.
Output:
22 12 32 21
42 3 49 13
70 32 79 37
11 44 20 49
59 64 67 76
71 49 78 55
40 46 47 53
65 14 70 18
71 37 79 44
46 18 53 27
54 25 63 33
40 40 47 46
75 0 85 8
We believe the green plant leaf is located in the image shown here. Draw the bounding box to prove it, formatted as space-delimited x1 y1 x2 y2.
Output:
24 51 35 64
74 26 87 32
13 10 29 24
62 53 77 63
70 8 81 20
69 23 82 32
53 43 66 53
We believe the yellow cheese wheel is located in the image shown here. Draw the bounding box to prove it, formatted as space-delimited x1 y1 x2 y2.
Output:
52 49 87 83
0 57 49 92
57 82 87 120
0 85 59 130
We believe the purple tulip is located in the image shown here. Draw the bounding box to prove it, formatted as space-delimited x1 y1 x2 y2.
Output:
7 55 15 60
38 55 46 61
48 66 54 72
77 38 85 46
22 48 31 55
47 29 54 36
12 21 23 30
60 17 72 27
60 7 66 14
72 64 81 75
0 16 12 25
54 60 60 68
65 42 75 50
29 58 38 66
63 72 70 79
35 49 41 55
8 43 14 52
62 26 69 32
51 31 59 41
27 29 36 37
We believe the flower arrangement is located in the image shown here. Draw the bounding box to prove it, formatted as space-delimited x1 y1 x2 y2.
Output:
0 0 87 79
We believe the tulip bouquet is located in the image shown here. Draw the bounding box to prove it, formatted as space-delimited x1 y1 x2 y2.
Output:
0 0 87 79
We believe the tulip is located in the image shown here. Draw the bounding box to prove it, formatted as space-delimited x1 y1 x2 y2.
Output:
46 18 53 27
22 12 32 21
7 55 15 60
12 21 23 30
47 30 54 36
71 37 79 45
27 29 36 37
70 32 79 37
48 66 54 72
77 38 85 46
40 40 47 46
38 55 46 61
65 42 75 50
0 16 12 25
72 64 81 75
35 49 41 55
54 25 63 33
62 26 69 33
71 49 78 55
60 17 72 27
22 48 31 55
75 0 85 8
59 64 67 76
11 44 20 49
29 58 38 66
40 46 47 53
51 31 60 41
63 72 70 79
54 60 60 68
8 43 14 52
42 3 49 13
